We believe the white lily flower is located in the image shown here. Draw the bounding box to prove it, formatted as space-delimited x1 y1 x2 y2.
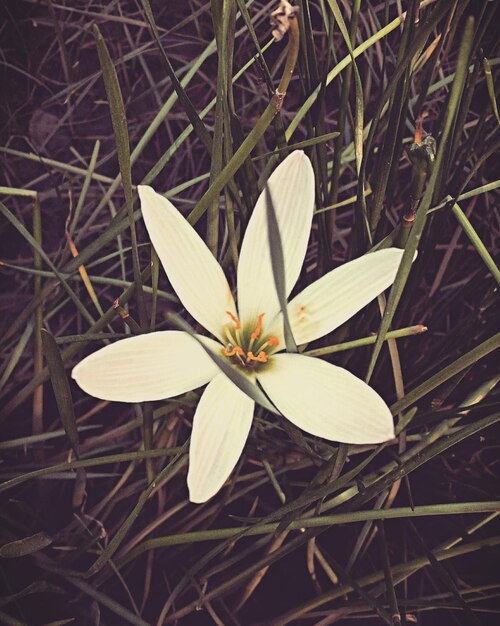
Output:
72 151 406 503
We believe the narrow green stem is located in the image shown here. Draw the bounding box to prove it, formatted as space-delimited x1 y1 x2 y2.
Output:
305 325 427 357
123 502 500 552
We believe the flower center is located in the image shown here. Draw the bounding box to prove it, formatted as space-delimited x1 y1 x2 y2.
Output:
221 312 279 370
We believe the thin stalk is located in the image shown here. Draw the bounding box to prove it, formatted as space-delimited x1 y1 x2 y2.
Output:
32 196 44 452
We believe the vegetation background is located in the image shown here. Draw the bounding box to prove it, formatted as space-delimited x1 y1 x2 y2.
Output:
0 0 499 624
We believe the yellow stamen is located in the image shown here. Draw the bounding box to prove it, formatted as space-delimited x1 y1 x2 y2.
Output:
246 351 268 364
221 345 244 357
251 313 265 340
226 311 241 330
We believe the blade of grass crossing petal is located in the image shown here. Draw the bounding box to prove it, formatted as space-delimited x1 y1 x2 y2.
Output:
264 184 297 352
365 17 476 382
166 312 277 413
452 202 500 285
0 201 96 327
93 24 147 328
41 330 81 459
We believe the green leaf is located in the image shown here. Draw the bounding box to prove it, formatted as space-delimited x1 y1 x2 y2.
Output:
93 24 147 328
0 532 53 558
41 329 80 458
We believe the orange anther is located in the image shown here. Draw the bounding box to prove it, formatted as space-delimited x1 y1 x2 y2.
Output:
226 311 241 330
267 336 279 347
251 313 265 339
247 350 268 364
222 345 244 357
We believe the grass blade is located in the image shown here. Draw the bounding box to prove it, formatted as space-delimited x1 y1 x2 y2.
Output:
41 330 81 459
93 24 147 328
365 16 476 381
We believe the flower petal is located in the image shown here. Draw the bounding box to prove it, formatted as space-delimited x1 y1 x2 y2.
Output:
237 151 314 326
72 331 220 402
287 248 406 345
259 353 394 444
138 185 237 341
188 373 254 503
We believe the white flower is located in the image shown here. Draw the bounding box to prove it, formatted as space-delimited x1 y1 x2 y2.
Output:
72 151 406 503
